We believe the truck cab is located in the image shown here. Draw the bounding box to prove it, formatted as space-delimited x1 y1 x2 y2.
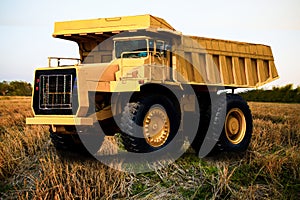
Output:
112 36 172 82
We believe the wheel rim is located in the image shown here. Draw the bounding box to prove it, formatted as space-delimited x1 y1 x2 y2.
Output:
225 108 246 145
143 106 170 148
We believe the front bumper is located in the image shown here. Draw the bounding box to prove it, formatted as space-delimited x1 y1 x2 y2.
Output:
26 116 93 125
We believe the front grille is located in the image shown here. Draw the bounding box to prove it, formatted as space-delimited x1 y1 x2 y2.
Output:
39 74 73 110
33 68 78 115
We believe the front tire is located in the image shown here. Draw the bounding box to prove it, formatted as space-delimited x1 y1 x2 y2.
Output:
120 95 181 153
50 126 81 151
50 125 104 154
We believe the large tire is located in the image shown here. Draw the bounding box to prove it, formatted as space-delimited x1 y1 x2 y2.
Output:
50 128 82 151
49 126 103 154
190 102 211 154
120 95 181 153
213 94 253 152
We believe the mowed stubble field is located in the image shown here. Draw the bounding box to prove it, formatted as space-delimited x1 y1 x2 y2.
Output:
0 96 299 199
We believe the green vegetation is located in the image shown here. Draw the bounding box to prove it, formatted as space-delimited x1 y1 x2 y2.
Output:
240 84 300 103
0 81 32 96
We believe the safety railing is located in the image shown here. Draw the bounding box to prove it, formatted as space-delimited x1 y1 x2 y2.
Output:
48 57 81 67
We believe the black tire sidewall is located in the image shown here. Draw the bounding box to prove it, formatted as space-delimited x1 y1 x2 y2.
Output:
218 95 253 152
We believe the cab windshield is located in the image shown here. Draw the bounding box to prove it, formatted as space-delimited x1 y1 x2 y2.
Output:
115 39 148 58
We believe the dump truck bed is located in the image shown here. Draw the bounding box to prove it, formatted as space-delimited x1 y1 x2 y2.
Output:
175 36 278 87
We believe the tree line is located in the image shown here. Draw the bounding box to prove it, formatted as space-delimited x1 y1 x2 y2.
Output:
0 81 32 96
240 84 300 103
1 81 299 103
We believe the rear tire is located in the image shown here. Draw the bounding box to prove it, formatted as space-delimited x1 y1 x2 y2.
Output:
213 94 253 152
120 95 181 153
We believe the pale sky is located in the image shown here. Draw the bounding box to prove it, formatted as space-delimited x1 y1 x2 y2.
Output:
1 0 300 88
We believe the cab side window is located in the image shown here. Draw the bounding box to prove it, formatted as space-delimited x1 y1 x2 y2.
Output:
156 41 165 57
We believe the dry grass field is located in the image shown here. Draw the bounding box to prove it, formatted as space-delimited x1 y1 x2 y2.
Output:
0 96 299 199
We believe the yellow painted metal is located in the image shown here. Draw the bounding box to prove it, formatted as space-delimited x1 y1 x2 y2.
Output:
53 14 175 38
110 80 141 92
26 117 93 125
176 36 279 87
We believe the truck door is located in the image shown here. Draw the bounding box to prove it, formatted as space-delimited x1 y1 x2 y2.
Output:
155 40 172 81
155 40 167 66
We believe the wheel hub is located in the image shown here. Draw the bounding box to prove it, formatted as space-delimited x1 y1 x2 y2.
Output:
143 106 170 147
225 108 246 145
228 117 239 135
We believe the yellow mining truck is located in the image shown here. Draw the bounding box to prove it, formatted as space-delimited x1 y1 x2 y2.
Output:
26 14 278 155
